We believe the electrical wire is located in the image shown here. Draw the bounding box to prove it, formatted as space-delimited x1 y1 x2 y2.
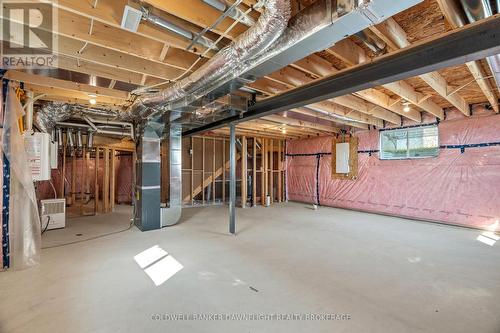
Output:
41 215 51 235
49 180 57 199
42 147 139 249
41 218 135 249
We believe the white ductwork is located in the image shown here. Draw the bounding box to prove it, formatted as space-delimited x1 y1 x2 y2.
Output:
460 0 500 94
122 0 291 120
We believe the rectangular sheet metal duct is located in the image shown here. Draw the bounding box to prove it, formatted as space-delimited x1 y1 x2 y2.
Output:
161 123 183 227
135 125 161 231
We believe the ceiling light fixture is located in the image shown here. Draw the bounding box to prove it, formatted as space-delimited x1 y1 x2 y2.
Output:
402 100 411 112
88 94 97 105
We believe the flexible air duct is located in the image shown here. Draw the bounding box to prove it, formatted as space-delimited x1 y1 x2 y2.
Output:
122 0 291 120
35 103 118 133
34 103 78 133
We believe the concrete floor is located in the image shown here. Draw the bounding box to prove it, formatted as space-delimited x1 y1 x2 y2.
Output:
1 203 499 333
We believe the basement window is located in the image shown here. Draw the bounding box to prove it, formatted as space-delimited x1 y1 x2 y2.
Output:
379 125 439 160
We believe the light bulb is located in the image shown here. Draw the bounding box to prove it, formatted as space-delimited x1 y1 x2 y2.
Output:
89 98 97 105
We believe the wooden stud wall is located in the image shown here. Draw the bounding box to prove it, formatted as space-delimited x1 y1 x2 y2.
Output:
170 135 286 208
56 137 134 216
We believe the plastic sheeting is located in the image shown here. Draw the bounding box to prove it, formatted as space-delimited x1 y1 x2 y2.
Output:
2 85 41 269
286 111 500 231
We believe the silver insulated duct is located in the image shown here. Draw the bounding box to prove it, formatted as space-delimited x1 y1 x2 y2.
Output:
122 0 291 120
35 103 119 133
460 0 500 94
34 103 78 133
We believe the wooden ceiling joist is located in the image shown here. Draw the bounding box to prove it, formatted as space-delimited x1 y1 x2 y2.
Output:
55 56 161 87
328 38 439 120
262 114 341 134
290 108 369 130
353 88 422 122
23 84 126 107
331 95 401 125
4 71 129 100
214 127 300 140
264 65 401 125
369 17 471 116
304 100 385 128
250 119 327 136
57 36 186 81
435 0 499 113
287 53 406 124
55 0 218 55
142 0 252 39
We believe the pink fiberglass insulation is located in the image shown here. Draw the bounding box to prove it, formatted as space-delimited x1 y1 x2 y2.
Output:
286 109 500 231
37 154 133 204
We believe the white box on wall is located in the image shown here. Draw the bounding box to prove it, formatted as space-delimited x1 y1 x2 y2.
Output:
24 132 51 181
336 142 350 174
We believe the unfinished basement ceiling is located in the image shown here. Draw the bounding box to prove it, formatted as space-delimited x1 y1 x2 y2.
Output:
2 0 499 139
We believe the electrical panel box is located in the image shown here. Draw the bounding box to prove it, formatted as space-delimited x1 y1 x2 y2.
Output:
24 132 51 181
40 199 66 230
336 142 350 174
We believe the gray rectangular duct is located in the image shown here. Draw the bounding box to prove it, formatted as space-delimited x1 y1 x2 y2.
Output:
161 123 182 227
135 125 161 231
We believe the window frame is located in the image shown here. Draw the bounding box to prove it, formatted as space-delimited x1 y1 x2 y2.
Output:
379 124 440 160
